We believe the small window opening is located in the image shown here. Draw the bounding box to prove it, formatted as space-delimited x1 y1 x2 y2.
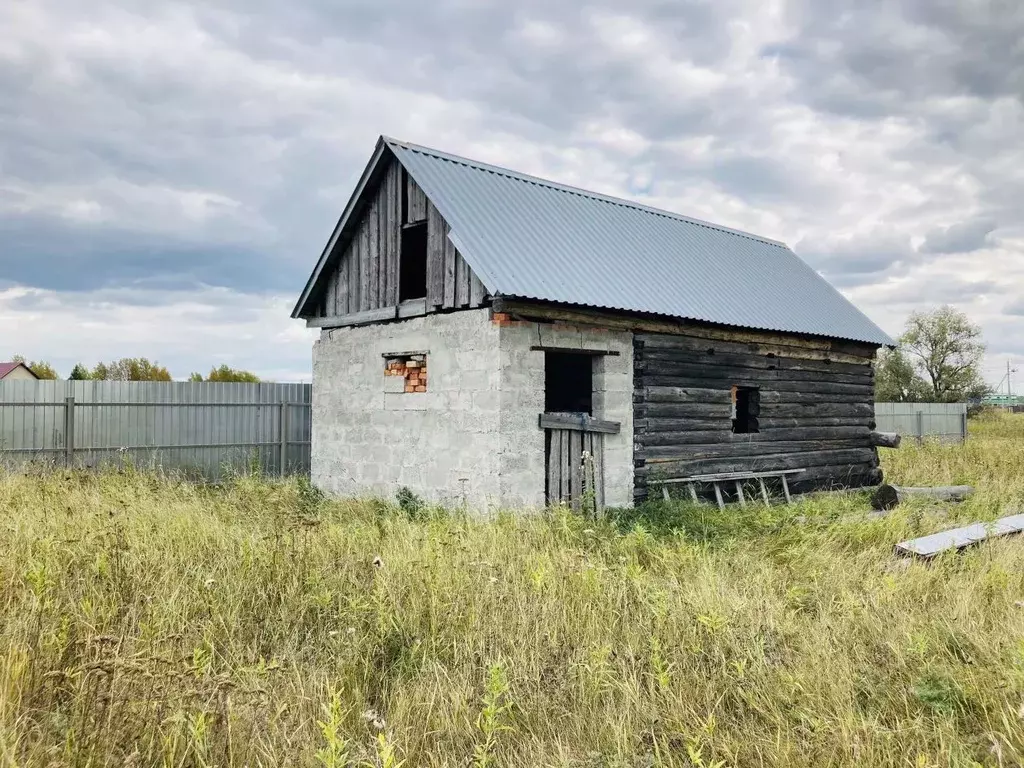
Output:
384 353 427 393
399 222 427 301
545 351 593 414
731 385 760 433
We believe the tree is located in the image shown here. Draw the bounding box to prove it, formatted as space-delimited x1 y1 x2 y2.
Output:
204 365 260 383
91 358 172 382
899 305 989 403
874 348 930 402
68 364 91 380
12 355 58 380
187 372 204 382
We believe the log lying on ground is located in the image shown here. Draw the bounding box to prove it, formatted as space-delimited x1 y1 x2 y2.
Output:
871 484 974 510
870 432 901 448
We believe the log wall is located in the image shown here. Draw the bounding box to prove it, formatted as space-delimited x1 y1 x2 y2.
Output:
633 330 881 501
313 157 487 321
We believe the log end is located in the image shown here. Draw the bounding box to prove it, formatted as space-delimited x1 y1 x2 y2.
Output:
870 483 901 511
870 431 902 449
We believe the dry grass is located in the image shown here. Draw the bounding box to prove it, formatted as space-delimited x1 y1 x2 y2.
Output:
2 415 1024 767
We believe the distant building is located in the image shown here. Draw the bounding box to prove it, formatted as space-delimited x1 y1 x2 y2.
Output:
293 136 893 511
0 362 39 381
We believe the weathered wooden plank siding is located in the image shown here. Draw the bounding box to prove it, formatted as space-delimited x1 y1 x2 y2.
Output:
633 330 880 500
311 157 489 323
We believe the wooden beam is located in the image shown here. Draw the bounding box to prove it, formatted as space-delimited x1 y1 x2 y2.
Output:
539 413 620 434
494 298 878 363
306 306 397 328
529 346 620 356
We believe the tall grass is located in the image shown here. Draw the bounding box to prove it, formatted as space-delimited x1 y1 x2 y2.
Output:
2 415 1024 767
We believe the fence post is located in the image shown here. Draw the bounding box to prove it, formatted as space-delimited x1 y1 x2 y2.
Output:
961 410 968 444
915 410 924 445
279 401 289 477
64 396 75 468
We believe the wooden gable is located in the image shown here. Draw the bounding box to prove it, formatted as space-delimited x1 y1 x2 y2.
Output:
304 155 488 326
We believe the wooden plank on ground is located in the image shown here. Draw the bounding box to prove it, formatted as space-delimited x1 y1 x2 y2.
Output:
896 514 1024 558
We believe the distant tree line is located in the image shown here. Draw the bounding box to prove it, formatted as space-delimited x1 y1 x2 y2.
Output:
10 356 260 383
875 305 989 403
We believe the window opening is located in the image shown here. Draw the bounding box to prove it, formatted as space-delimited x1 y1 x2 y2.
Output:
544 352 593 414
731 386 760 433
399 222 428 301
384 353 427 393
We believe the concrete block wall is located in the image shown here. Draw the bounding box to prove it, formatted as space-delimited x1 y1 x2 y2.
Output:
496 318 634 509
311 308 501 508
312 307 634 511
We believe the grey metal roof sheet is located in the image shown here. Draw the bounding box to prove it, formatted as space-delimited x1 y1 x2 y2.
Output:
385 137 893 346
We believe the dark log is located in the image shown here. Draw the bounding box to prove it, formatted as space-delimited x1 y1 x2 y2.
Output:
639 438 872 461
635 448 878 478
789 468 884 494
635 367 875 395
639 347 874 380
642 403 734 419
640 386 871 406
760 417 877 430
870 432 901 448
758 403 875 419
635 418 734 433
642 386 731 404
870 484 975 511
638 426 871 446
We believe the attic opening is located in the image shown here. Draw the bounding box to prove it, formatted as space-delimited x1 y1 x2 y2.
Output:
399 222 428 301
545 352 593 414
731 386 760 434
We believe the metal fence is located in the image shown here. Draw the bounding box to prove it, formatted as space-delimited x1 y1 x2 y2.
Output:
0 380 311 480
875 402 968 444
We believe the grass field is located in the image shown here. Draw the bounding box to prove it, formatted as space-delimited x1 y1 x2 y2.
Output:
3 413 1024 767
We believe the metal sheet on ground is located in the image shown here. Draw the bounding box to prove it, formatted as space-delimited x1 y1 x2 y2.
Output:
896 514 1024 558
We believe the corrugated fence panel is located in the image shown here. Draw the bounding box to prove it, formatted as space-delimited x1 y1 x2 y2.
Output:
0 381 312 480
875 402 968 443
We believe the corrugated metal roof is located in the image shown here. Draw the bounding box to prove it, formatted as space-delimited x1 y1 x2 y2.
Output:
385 137 893 346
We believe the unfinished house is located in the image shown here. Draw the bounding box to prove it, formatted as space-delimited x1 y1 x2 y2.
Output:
293 136 894 511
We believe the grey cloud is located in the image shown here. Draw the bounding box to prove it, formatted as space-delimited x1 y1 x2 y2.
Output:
921 217 997 254
1006 298 1024 317
795 231 918 286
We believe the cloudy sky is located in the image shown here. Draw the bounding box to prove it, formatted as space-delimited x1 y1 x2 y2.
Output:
2 0 1022 386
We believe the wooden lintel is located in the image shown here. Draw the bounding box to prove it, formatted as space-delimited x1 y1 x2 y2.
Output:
529 346 620 356
539 413 621 434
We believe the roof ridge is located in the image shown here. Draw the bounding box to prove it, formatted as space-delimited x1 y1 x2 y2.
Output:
383 136 788 249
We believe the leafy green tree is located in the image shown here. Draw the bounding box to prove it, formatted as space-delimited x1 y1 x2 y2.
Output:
205 365 260 383
187 372 204 382
899 306 989 402
874 348 930 402
91 358 172 381
12 355 58 380
68 363 91 380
